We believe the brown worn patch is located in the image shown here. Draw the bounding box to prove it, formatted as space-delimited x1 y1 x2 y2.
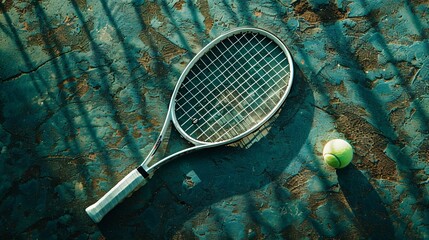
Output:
389 107 407 130
75 0 87 8
57 74 90 99
138 2 187 76
198 0 214 33
395 63 428 100
140 1 166 27
329 103 398 181
293 0 346 24
27 19 93 53
106 129 125 149
138 52 152 73
355 43 380 71
418 141 429 163
132 124 142 139
387 93 411 128
254 9 263 17
139 28 186 75
283 169 314 199
327 80 349 96
174 0 185 10
57 77 75 89
292 189 361 239
307 192 328 212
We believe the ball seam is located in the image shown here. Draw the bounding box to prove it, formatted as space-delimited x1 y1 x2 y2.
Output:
330 153 342 168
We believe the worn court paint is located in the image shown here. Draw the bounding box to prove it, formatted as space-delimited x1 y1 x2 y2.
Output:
0 0 428 239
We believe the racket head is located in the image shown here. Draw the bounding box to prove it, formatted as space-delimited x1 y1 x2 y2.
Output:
171 27 294 145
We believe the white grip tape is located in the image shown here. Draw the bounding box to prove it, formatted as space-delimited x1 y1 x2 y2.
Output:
85 169 147 223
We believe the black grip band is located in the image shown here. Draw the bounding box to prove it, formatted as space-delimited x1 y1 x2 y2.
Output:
137 166 150 178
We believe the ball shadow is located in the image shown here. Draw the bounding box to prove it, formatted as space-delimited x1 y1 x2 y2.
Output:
337 165 395 239
97 64 315 238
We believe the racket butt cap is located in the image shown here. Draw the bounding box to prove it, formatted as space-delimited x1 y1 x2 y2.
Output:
85 204 103 223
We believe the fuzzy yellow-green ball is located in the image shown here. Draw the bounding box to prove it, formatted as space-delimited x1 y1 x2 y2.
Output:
323 139 353 169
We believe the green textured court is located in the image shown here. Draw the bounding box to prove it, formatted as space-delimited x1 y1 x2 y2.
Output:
0 0 428 239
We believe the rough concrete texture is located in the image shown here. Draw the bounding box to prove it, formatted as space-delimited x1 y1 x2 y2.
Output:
0 0 428 239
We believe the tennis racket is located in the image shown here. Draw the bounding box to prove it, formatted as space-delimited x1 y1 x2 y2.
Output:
85 27 294 223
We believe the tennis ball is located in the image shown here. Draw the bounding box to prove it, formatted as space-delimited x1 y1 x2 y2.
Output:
322 139 353 169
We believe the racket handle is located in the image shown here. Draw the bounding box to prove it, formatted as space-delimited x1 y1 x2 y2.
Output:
85 169 147 223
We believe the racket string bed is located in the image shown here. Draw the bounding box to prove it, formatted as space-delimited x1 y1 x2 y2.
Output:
175 34 255 101
208 69 288 141
175 32 290 143
176 35 280 126
176 35 264 118
175 35 268 138
206 68 290 141
183 52 287 137
206 68 290 142
175 34 263 115
192 61 290 142
176 34 262 110
177 35 286 141
177 50 270 137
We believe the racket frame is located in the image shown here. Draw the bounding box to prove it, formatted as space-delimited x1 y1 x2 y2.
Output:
142 27 294 173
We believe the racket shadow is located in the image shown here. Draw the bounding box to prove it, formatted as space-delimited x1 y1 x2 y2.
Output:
98 64 315 238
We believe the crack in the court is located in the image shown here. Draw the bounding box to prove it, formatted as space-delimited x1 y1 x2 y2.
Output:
1 50 74 82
